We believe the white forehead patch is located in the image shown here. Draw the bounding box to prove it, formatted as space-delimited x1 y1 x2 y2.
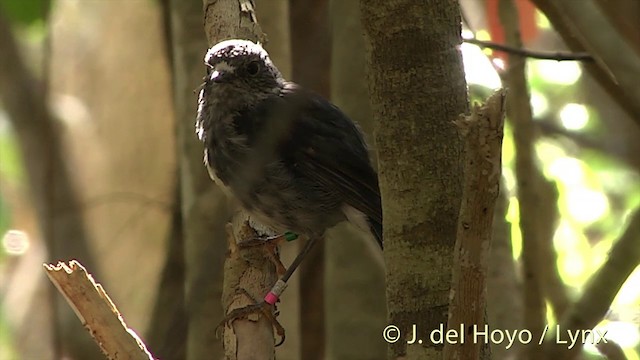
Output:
215 61 236 73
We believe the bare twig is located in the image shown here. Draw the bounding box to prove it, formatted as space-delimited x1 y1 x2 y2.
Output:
499 1 548 358
545 209 640 359
594 0 640 58
464 38 594 62
43 261 155 360
444 89 507 360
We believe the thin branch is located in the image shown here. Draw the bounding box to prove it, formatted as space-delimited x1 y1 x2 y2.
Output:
536 179 571 320
444 89 506 360
464 38 594 61
201 1 279 358
597 339 629 360
220 213 280 360
499 1 548 358
43 261 155 360
545 209 640 359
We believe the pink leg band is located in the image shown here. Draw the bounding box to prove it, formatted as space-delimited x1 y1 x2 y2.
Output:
264 292 279 305
264 280 287 305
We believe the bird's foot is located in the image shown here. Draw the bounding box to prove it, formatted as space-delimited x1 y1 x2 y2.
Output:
238 232 298 276
218 288 286 346
238 231 298 247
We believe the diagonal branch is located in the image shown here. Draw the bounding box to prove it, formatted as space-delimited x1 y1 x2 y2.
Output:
545 208 640 359
43 261 155 360
531 0 640 125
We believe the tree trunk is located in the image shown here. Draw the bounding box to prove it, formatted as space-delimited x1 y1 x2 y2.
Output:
325 0 387 359
170 0 230 358
146 184 187 360
360 1 468 358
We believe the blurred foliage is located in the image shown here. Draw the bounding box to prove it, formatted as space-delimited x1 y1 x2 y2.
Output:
0 1 47 355
0 317 16 359
0 116 23 259
0 0 51 26
467 21 640 358
0 123 24 185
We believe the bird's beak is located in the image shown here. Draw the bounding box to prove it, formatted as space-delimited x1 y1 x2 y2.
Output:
210 61 236 83
211 70 226 83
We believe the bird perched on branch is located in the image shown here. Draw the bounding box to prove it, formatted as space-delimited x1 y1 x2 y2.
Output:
196 39 382 306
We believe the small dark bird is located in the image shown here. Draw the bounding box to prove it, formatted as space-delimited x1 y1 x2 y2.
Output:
196 39 382 303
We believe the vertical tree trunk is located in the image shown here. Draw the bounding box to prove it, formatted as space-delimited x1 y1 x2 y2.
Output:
361 1 468 358
170 0 229 358
289 0 331 358
146 184 187 360
499 2 546 358
325 0 387 359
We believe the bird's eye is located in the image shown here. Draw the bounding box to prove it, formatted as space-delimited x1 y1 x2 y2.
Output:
246 61 261 76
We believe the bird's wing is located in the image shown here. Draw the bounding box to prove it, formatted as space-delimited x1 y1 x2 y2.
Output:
278 84 382 227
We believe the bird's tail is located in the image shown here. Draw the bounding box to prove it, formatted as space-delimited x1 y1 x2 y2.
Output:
368 216 383 249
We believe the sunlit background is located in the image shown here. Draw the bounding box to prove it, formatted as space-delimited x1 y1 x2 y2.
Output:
462 10 640 360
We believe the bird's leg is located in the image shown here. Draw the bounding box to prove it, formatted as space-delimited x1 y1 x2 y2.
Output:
260 236 318 304
238 231 298 247
217 237 320 346
238 231 299 276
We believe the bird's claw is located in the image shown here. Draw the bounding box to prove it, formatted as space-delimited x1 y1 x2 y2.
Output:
238 232 298 276
217 288 286 346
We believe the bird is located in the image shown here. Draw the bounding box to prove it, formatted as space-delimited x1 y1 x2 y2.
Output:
196 39 382 306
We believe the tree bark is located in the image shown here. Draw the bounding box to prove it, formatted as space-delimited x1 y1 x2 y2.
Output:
444 90 506 360
360 1 468 358
325 1 387 359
